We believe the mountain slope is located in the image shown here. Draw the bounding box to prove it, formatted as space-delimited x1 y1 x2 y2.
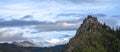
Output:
63 15 120 52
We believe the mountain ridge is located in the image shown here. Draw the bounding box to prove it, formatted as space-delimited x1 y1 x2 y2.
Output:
12 41 40 47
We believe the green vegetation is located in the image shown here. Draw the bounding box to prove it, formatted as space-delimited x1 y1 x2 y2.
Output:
63 15 120 52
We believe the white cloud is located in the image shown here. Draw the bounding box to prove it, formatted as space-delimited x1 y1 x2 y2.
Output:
47 39 60 44
63 22 75 26
42 38 69 47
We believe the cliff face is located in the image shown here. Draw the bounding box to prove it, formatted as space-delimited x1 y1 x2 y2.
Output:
63 15 120 52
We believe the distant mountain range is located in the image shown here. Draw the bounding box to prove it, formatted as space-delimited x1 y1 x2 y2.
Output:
0 15 120 52
12 41 39 47
0 42 65 52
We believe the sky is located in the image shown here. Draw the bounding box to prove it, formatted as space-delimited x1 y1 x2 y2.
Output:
0 0 120 47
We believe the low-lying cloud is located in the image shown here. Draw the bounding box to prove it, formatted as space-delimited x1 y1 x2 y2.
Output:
39 38 69 47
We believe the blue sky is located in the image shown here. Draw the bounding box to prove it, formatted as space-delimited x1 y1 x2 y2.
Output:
0 0 120 47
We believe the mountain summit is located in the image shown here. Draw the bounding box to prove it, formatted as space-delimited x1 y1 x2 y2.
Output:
63 15 120 52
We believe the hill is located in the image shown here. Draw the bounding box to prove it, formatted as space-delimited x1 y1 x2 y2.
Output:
63 15 120 52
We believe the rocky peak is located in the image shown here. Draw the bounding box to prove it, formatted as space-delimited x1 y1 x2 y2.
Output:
78 15 101 32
